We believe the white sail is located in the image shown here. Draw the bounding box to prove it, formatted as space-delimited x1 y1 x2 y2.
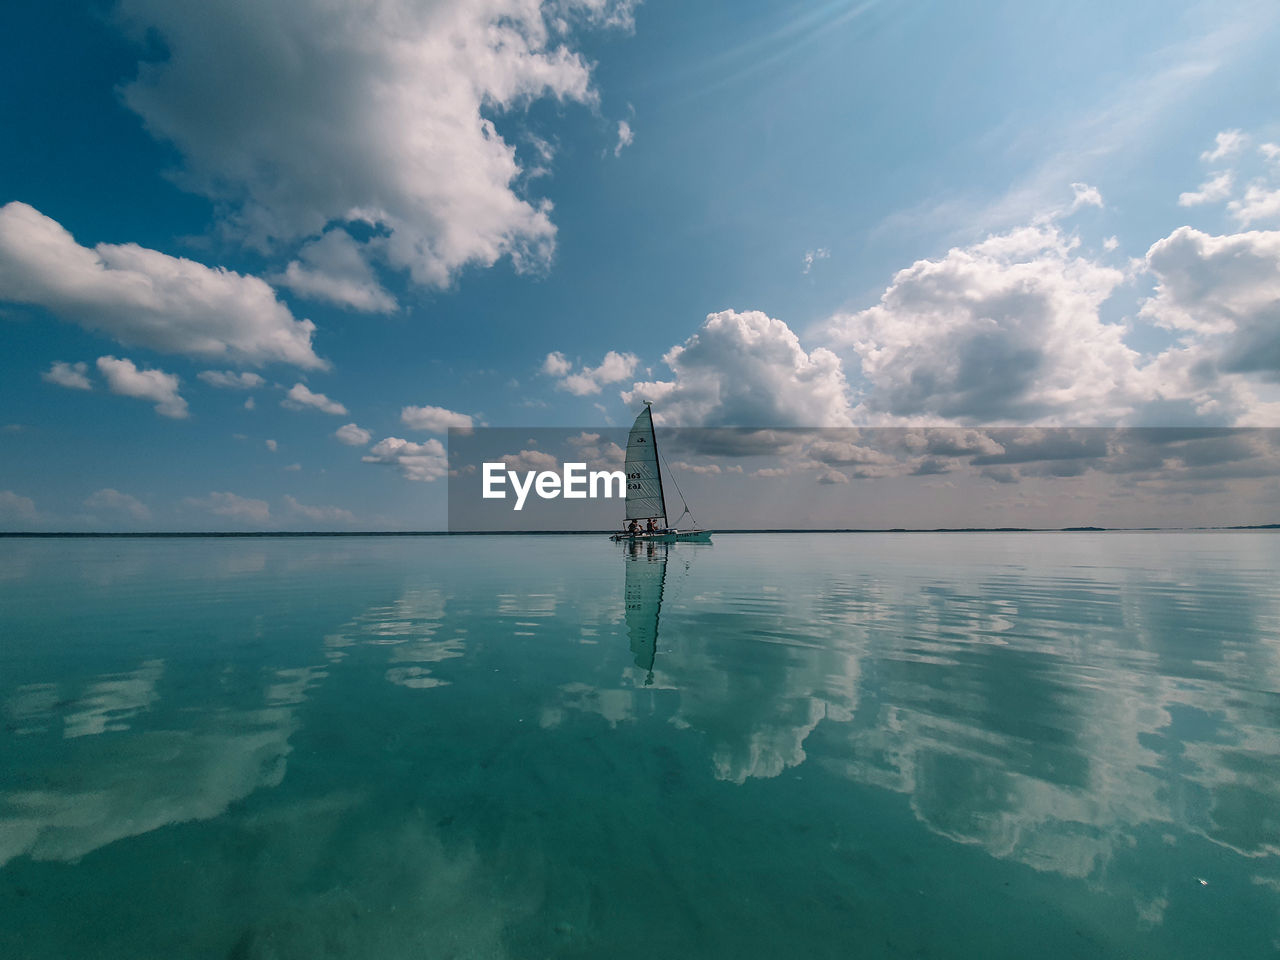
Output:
624 404 666 521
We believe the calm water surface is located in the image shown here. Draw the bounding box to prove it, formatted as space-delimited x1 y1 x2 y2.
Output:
2 533 1279 958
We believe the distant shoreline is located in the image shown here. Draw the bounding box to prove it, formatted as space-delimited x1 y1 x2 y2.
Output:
1 525 1278 538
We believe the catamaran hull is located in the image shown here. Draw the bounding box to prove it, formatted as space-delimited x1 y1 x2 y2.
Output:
610 530 712 544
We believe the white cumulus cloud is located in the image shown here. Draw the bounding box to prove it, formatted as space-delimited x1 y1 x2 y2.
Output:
273 228 397 313
84 488 151 521
502 449 560 472
96 356 189 419
556 351 639 396
0 490 38 523
42 361 92 391
400 405 474 433
284 495 356 525
625 309 854 427
824 225 1137 423
362 437 448 482
542 351 573 377
184 491 270 524
1178 171 1234 207
1228 183 1280 226
335 423 372 446
1202 129 1247 162
0 203 323 369
117 0 636 287
1140 227 1280 386
1069 182 1103 210
281 383 347 416
198 370 265 390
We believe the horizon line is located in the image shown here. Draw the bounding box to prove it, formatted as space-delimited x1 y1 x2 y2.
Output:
2 524 1279 538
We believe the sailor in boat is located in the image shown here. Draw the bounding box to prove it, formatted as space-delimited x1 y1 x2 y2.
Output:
627 519 640 536
646 519 658 533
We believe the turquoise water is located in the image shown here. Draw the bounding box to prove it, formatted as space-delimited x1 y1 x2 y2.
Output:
2 533 1279 958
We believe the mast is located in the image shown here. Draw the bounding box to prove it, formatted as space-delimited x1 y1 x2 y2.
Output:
646 401 668 527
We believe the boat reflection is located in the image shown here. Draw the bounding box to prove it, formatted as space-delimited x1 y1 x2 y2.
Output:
623 540 667 685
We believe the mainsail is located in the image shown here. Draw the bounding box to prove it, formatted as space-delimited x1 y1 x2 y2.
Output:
624 403 667 521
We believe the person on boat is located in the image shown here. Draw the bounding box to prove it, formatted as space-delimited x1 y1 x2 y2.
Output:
646 519 658 533
627 519 640 535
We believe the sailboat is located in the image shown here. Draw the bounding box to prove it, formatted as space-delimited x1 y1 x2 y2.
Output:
609 402 712 543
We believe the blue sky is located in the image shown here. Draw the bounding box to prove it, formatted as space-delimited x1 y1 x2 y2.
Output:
2 0 1280 530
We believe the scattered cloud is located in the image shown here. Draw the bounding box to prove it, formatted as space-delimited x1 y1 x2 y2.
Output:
362 436 448 482
1228 184 1280 226
281 383 347 415
802 248 829 275
198 370 265 390
96 356 189 419
614 119 634 156
265 439 278 452
0 202 324 369
910 457 950 476
184 491 270 523
1202 129 1247 162
284 494 356 525
670 459 722 476
548 350 639 395
117 0 636 287
969 429 1108 467
625 310 853 427
42 361 92 390
501 449 560 472
1178 171 1233 207
400 404 474 433
981 465 1018 484
243 397 255 410
274 228 397 313
84 488 150 521
807 438 896 467
566 432 624 468
816 469 849 484
335 423 372 446
1069 182 1103 211
1103 236 1119 251
0 490 37 523
542 351 572 377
